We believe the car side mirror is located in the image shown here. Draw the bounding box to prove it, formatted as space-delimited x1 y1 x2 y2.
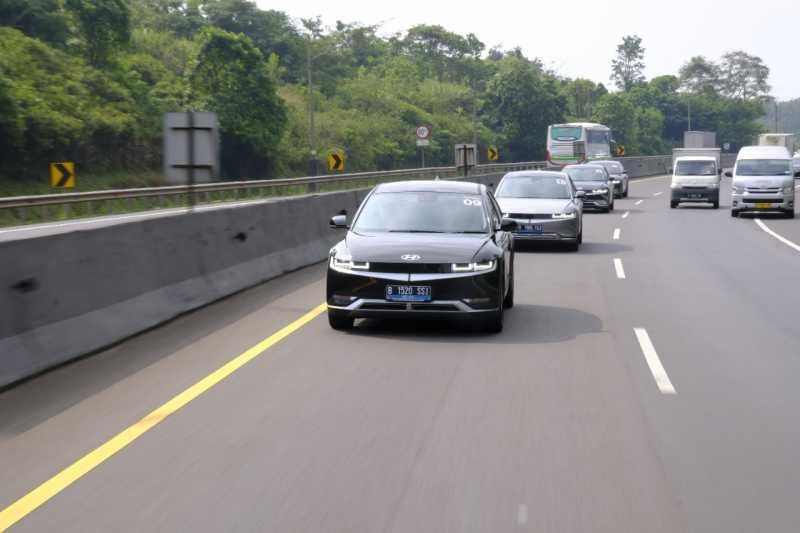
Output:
575 190 586 198
330 214 348 229
668 167 673 174
724 170 733 178
717 168 723 175
500 218 517 231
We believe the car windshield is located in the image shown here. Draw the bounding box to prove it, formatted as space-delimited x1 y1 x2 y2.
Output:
352 191 489 234
587 130 610 145
737 159 791 176
676 160 716 176
565 167 608 182
496 175 572 200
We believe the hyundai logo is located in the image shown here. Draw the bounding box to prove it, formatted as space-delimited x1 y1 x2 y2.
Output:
401 254 421 261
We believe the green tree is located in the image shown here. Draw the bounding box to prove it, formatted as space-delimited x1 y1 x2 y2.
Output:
484 56 566 161
561 78 607 121
65 0 132 66
679 56 720 94
593 92 638 151
0 0 70 45
718 51 770 100
190 28 287 178
611 35 645 92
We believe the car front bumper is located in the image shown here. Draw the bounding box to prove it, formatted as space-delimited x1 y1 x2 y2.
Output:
731 193 794 213
581 194 611 210
326 267 502 319
508 216 579 241
671 187 719 203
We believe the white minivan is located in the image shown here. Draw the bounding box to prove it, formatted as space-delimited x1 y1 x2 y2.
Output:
670 156 720 209
727 146 799 219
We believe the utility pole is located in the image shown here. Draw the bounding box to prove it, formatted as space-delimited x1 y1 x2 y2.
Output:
305 25 320 177
687 99 692 132
774 100 779 133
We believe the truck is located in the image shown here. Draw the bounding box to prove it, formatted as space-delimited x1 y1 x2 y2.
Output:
684 131 716 149
758 133 795 155
672 148 721 170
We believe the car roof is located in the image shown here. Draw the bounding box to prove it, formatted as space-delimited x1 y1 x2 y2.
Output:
675 156 716 162
374 180 484 194
588 160 620 165
738 146 791 159
552 122 609 130
501 170 566 179
563 164 606 170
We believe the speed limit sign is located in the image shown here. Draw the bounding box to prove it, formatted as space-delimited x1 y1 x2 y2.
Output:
416 125 431 146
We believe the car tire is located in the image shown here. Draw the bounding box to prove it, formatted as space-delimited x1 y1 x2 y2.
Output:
712 201 719 209
609 197 615 211
567 241 580 252
786 209 795 219
731 210 739 218
623 183 629 198
670 201 678 209
482 308 504 333
577 228 583 244
328 311 354 331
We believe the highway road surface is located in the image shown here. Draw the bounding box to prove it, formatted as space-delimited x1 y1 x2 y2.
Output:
2 175 800 532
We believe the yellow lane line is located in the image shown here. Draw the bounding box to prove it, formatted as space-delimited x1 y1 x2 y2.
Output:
0 303 328 531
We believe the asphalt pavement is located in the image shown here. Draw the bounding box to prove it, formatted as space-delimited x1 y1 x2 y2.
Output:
2 175 799 532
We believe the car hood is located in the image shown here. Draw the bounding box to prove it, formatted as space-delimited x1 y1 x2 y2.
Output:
673 175 719 185
572 180 609 190
732 176 792 188
496 198 573 215
345 231 491 263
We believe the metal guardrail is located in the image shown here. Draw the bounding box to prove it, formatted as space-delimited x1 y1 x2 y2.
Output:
0 162 546 226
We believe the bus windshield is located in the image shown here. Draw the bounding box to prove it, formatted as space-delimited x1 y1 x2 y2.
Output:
551 127 582 141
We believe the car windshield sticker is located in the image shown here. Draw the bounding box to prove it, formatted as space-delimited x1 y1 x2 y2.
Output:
463 198 482 207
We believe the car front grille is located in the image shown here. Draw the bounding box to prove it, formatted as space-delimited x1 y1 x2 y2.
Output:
368 263 451 274
507 213 553 220
742 198 783 204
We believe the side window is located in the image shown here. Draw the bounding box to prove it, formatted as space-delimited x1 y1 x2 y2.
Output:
488 195 503 226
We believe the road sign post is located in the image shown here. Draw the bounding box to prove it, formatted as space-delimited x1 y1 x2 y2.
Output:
50 162 75 188
454 144 477 177
164 112 219 192
416 125 432 168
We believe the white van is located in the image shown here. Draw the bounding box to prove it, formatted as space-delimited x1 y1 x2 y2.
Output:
727 146 798 219
670 156 720 209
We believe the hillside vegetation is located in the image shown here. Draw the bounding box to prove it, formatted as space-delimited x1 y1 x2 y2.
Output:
0 0 773 186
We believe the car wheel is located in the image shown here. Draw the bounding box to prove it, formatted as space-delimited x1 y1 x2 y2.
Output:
328 311 354 331
577 228 583 244
482 308 504 333
731 210 739 218
786 209 795 219
670 201 678 209
566 240 580 252
712 201 719 209
623 183 629 198
609 196 615 211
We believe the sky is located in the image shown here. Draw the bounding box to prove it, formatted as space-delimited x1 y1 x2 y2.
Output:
256 0 798 101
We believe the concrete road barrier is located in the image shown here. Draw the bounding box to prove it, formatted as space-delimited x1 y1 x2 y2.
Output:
0 191 364 387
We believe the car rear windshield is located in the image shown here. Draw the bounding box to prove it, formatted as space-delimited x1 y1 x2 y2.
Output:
353 192 489 234
565 167 608 181
551 126 582 141
736 159 791 176
675 160 716 176
496 175 572 200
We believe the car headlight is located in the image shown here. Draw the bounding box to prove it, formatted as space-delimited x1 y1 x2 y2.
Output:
613 179 621 184
783 186 794 194
452 260 496 273
330 253 370 272
707 182 719 189
592 188 608 194
732 186 746 194
552 212 576 219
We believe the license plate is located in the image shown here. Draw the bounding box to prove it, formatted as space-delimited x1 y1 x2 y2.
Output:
689 193 704 199
520 224 544 234
755 202 775 208
385 285 432 302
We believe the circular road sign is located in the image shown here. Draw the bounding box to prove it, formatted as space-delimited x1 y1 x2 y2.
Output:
416 126 431 140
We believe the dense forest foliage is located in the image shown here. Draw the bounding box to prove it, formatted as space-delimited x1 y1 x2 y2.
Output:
0 0 778 184
763 98 800 143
